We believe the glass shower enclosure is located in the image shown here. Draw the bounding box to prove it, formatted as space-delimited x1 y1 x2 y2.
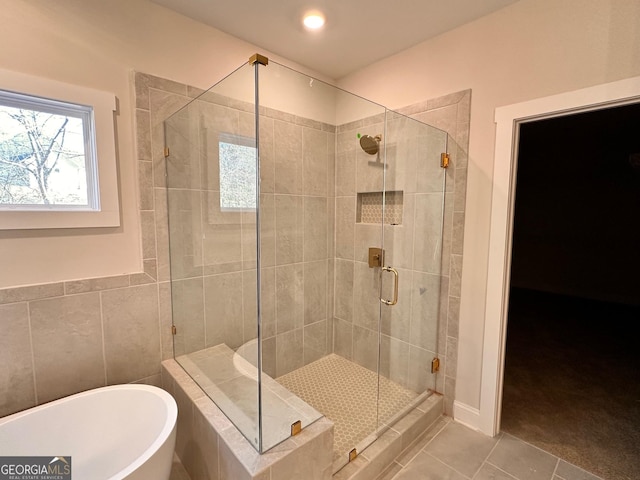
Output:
164 55 448 467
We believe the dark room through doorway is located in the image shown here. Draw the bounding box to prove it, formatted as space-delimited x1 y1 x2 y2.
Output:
500 101 640 480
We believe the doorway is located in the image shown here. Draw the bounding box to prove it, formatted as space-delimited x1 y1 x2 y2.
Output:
500 103 640 479
479 75 640 478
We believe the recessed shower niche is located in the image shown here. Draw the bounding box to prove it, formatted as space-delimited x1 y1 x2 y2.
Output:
160 54 451 478
356 191 404 225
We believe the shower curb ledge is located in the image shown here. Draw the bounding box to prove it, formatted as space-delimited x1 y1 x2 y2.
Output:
332 394 444 480
161 359 334 480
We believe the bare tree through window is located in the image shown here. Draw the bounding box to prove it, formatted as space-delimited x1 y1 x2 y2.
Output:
0 101 89 207
219 133 256 211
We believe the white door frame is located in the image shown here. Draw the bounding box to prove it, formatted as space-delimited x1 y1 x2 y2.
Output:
479 75 640 436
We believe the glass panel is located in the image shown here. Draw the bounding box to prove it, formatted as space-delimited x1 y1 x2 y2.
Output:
378 112 448 428
164 62 262 450
163 57 449 463
256 61 341 452
259 60 388 465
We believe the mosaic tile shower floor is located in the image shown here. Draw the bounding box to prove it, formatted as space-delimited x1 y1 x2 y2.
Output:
276 353 418 462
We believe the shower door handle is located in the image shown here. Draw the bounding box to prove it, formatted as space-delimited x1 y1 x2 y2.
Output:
380 266 399 306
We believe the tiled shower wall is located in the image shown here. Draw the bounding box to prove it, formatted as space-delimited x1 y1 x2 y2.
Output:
0 70 468 420
163 85 336 378
332 92 470 415
402 91 471 415
333 113 447 395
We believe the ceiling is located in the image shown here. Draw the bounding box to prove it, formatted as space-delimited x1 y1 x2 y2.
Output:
149 0 521 79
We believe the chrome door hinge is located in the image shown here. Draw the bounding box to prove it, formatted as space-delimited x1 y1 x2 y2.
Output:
440 152 450 169
431 357 440 374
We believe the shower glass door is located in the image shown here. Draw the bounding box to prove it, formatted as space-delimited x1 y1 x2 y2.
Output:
258 59 448 465
377 112 448 432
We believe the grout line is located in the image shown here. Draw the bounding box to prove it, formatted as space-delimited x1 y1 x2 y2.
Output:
480 428 503 461
396 419 447 468
155 282 164 361
474 462 517 480
99 291 108 385
424 451 473 479
419 418 450 450
500 431 567 458
551 457 561 479
26 301 38 406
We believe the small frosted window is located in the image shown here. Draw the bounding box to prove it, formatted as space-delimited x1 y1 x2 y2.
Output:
219 133 256 211
0 90 98 210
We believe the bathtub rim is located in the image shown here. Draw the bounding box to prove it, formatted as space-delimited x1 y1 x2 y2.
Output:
0 384 178 479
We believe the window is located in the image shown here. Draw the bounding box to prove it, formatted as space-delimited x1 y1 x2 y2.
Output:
0 68 119 229
0 91 97 209
218 133 257 211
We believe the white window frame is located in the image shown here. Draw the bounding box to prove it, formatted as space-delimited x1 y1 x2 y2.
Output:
0 68 119 229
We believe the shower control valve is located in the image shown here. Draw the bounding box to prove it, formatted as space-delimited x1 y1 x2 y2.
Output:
368 247 384 268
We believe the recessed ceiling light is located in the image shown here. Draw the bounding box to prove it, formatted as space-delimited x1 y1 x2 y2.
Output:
303 11 325 30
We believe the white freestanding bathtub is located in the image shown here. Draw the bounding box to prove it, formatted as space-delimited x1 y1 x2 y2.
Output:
0 384 177 480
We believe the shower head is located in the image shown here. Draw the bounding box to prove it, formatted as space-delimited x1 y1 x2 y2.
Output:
359 134 382 155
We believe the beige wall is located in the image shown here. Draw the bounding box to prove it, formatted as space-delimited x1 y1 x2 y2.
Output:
0 0 320 288
3 0 639 424
0 0 325 417
337 0 640 410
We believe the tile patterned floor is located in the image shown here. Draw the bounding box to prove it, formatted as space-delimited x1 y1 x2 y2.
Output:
276 354 417 462
375 417 603 480
170 416 603 480
169 347 606 480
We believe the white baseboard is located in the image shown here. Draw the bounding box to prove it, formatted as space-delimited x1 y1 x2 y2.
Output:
452 401 482 432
